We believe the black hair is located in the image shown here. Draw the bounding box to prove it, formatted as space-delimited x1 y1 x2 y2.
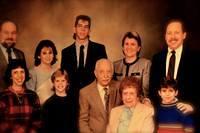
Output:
4 59 29 86
34 39 57 66
164 18 187 33
159 78 178 91
73 15 91 40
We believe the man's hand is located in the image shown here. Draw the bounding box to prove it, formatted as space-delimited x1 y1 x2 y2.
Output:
176 102 194 114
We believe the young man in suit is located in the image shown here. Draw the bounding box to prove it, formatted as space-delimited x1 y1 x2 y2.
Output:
149 18 200 131
0 20 26 91
61 15 107 132
79 59 121 133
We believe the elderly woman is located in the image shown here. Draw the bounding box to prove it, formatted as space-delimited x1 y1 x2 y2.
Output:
113 32 151 97
107 77 154 133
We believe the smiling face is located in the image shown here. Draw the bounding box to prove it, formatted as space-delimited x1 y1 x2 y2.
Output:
123 37 141 58
95 59 113 87
158 87 178 104
122 86 138 108
74 19 90 41
0 21 17 48
54 75 68 96
165 21 186 50
39 47 54 65
11 67 25 87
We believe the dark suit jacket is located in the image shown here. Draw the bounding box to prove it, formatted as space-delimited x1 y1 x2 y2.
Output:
61 40 107 90
149 44 200 129
149 44 199 105
0 47 25 91
79 81 122 133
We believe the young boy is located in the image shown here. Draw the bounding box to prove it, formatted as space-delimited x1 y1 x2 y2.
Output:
156 79 194 133
42 69 74 133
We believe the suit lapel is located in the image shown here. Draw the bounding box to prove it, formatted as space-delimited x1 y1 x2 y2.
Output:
85 41 92 68
71 44 78 69
161 49 168 77
0 48 8 66
92 82 107 120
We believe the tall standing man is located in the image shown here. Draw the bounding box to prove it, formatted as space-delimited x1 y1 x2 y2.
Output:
0 20 26 91
61 15 107 132
149 18 200 131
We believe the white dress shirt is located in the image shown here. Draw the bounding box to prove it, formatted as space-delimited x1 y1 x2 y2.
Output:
166 45 183 79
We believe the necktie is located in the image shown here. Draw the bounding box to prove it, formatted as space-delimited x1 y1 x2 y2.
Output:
79 45 84 70
104 88 109 112
6 48 12 63
167 50 176 80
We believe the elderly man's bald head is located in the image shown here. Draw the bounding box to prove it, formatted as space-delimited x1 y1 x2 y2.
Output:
94 58 113 87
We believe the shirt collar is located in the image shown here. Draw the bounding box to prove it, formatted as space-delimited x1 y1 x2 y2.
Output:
97 83 109 92
168 44 183 55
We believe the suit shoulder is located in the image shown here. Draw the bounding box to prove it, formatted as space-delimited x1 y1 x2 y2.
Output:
13 47 24 54
80 81 96 94
62 43 75 52
89 41 105 48
137 103 154 115
114 59 123 65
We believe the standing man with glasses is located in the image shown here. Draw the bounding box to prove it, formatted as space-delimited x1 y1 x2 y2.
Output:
0 19 26 91
61 15 107 132
149 18 200 131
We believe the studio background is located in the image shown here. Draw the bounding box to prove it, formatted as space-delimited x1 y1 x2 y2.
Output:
0 0 200 68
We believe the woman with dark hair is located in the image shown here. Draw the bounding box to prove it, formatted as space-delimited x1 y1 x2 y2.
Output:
107 77 154 133
26 39 58 104
42 69 74 133
113 32 151 98
0 59 41 133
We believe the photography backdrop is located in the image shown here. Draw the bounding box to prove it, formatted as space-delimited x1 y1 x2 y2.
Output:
0 0 200 68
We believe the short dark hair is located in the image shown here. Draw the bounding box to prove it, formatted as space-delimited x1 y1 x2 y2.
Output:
159 78 178 91
122 31 142 56
4 59 29 86
51 69 70 92
34 39 57 66
164 18 186 33
73 15 91 39
74 15 91 28
119 76 142 97
0 19 18 32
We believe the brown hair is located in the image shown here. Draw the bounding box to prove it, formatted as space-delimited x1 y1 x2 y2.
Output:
119 76 142 97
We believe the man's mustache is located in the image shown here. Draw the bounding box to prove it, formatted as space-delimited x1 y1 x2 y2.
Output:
5 38 14 41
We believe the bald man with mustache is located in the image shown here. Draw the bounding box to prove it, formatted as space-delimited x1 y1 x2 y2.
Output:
0 19 26 91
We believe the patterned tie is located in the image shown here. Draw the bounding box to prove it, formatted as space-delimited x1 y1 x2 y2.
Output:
104 87 109 112
167 50 176 80
6 48 12 63
79 45 84 70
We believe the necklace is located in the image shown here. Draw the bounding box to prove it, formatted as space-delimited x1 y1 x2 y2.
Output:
9 86 24 104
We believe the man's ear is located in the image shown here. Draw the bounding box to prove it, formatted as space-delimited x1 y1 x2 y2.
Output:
94 70 97 78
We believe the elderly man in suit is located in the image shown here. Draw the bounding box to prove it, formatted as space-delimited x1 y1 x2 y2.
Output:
0 19 26 91
79 59 122 133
